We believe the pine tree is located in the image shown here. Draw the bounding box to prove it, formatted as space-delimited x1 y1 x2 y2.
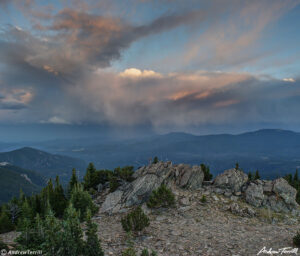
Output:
235 163 239 170
294 169 299 182
70 184 98 221
43 210 63 256
254 170 260 180
0 208 14 234
152 157 159 164
53 176 67 218
17 199 34 230
248 172 253 181
59 204 84 256
201 164 213 181
147 184 175 208
84 209 104 256
68 168 79 196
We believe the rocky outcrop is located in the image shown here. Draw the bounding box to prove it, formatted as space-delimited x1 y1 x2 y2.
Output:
100 162 204 214
245 181 264 207
243 178 298 213
213 168 248 194
98 162 299 215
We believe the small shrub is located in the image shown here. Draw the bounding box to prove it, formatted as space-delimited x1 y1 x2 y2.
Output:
114 166 135 182
201 164 213 181
122 247 136 256
147 184 175 209
0 210 15 234
141 249 149 256
121 207 150 233
140 249 157 256
152 157 159 164
200 195 207 203
109 176 120 192
0 238 8 250
293 231 300 247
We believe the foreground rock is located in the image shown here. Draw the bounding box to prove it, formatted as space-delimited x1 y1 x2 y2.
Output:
99 162 300 215
100 162 204 214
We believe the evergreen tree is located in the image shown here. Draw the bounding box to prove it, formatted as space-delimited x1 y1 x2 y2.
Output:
294 169 299 182
254 170 260 180
42 210 63 255
0 207 14 234
68 168 79 196
201 164 213 181
84 163 97 190
17 199 34 230
235 162 239 170
6 199 21 225
53 176 67 218
70 184 98 221
59 204 84 256
248 172 253 181
84 209 104 256
121 206 150 234
0 238 8 250
152 156 159 164
147 184 175 208
16 213 45 250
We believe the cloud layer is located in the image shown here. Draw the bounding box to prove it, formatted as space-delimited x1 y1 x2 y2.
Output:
0 0 300 133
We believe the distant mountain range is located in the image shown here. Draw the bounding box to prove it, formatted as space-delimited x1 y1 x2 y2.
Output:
0 147 86 183
1 129 300 199
0 164 46 204
23 129 300 179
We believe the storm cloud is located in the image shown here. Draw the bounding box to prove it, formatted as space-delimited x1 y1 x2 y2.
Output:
0 0 300 133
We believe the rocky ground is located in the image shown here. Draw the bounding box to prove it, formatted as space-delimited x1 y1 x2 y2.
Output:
94 187 300 256
2 162 300 256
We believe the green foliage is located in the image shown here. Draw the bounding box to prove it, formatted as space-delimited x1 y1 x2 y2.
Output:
248 172 253 181
121 206 150 233
68 168 79 195
141 249 149 256
293 230 300 247
294 169 299 182
83 163 97 190
0 209 14 234
0 238 8 250
200 195 207 203
59 204 84 256
85 209 104 256
70 184 98 222
152 156 159 164
201 164 213 181
16 213 45 250
52 176 67 218
147 184 175 209
235 162 239 170
114 166 134 182
140 249 157 256
93 170 112 185
109 176 120 192
254 170 260 180
122 247 137 256
17 199 34 231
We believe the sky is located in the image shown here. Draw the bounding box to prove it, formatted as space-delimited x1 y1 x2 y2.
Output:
0 0 300 141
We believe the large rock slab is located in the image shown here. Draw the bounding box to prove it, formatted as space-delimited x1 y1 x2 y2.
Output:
100 190 123 214
273 178 297 207
99 161 204 213
213 168 248 193
245 182 264 207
